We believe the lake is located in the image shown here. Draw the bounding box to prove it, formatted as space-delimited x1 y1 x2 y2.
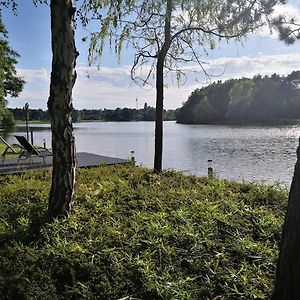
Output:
6 121 300 185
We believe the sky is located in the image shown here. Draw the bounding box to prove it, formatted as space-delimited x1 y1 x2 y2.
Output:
2 1 300 110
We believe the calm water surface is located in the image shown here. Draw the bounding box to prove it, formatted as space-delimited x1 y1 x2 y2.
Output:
7 121 300 185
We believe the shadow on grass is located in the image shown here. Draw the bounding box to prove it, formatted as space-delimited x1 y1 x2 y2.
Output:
0 212 49 247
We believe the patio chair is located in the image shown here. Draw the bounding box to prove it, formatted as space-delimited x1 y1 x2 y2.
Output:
0 136 23 164
15 135 52 164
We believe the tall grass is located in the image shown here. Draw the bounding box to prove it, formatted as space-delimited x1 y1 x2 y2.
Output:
0 165 286 299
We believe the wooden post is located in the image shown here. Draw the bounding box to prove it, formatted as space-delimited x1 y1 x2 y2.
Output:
24 103 29 140
208 159 213 178
130 150 135 165
30 129 34 145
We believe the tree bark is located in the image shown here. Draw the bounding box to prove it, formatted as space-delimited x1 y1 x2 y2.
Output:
47 0 78 219
154 58 164 173
153 0 172 173
272 138 300 299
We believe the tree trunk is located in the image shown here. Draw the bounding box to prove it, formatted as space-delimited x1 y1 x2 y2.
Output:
47 0 78 219
272 138 300 299
154 58 164 173
153 0 172 173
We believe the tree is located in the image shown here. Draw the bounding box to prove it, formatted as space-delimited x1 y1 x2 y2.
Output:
177 72 300 125
193 96 218 123
286 70 300 88
0 14 24 128
0 0 78 218
272 14 300 45
83 0 286 173
226 79 257 122
47 0 78 219
270 17 300 300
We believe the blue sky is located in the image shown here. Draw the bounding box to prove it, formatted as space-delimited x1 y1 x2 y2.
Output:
2 1 300 110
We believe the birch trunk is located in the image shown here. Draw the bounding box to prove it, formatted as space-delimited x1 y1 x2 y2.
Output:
47 0 78 219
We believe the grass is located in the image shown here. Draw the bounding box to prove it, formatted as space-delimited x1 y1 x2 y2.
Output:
0 143 5 153
15 120 50 124
0 143 20 158
0 165 287 299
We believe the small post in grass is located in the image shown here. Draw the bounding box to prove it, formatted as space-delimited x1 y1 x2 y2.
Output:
130 150 135 166
208 159 213 179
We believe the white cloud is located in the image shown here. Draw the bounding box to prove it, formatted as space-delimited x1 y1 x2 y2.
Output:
203 52 300 78
8 52 300 110
17 68 49 83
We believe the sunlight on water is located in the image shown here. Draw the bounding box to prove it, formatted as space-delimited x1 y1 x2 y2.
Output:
7 121 300 185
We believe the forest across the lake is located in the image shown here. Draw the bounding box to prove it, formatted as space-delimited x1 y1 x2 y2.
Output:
9 104 177 123
7 71 300 126
177 71 300 125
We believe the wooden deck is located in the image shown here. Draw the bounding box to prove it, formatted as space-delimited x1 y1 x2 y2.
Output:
0 152 128 175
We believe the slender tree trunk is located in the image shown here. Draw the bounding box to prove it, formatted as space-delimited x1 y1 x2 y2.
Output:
47 0 78 219
272 138 300 299
153 0 172 173
154 58 164 173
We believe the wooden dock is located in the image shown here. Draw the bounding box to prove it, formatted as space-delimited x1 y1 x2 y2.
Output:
0 152 128 175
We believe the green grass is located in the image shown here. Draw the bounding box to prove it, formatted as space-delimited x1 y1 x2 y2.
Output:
0 143 5 153
0 165 287 299
0 143 20 158
15 120 50 124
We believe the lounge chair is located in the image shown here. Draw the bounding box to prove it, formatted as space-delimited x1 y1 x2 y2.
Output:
15 135 52 164
0 136 23 164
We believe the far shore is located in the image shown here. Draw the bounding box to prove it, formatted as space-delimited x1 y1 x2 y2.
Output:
11 118 300 127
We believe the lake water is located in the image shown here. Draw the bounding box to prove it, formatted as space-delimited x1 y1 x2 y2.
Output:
6 121 300 185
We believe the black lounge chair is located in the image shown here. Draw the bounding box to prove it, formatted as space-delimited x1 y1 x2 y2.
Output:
15 135 52 164
0 136 23 164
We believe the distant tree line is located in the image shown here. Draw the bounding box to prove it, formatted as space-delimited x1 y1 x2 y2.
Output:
9 103 177 123
11 108 48 122
177 71 300 124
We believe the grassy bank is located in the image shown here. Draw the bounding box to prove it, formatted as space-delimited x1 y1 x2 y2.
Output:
0 165 287 299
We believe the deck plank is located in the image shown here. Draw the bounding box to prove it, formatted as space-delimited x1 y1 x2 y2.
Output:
0 152 128 175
